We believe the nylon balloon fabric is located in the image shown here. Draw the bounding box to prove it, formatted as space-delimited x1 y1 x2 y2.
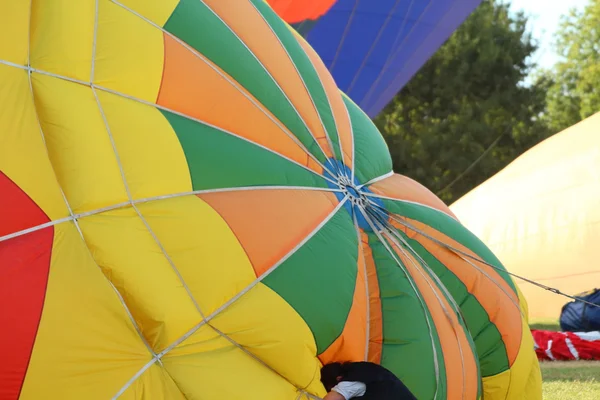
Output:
266 0 484 117
0 1 539 399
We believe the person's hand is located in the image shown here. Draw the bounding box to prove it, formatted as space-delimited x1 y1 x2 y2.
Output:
323 391 346 400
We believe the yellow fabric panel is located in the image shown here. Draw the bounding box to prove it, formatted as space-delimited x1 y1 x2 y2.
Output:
481 317 542 400
136 195 256 315
481 367 510 400
522 355 543 400
94 0 165 102
210 283 325 396
0 65 68 221
20 223 151 400
162 325 303 400
96 90 192 200
516 282 530 324
0 1 29 64
505 319 542 400
31 74 129 213
451 112 600 319
164 321 222 358
30 0 94 82
119 0 180 27
78 206 202 352
119 364 186 400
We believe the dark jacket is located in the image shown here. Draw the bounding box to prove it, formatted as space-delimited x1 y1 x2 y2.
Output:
340 362 417 400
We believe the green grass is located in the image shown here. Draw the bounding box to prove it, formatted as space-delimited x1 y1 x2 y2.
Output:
541 361 600 400
529 319 600 399
530 318 560 331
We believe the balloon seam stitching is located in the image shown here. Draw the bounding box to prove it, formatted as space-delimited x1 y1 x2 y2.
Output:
357 205 441 399
249 0 345 167
0 186 343 244
0 57 340 187
361 0 435 109
374 200 525 317
383 225 468 399
24 4 157 393
91 84 209 320
363 190 456 218
111 197 350 398
343 94 357 182
199 0 336 170
110 0 336 178
357 170 395 189
353 214 371 362
345 0 403 97
109 0 336 179
328 0 361 73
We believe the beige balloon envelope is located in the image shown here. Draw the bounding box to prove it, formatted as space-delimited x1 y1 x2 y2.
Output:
450 113 600 321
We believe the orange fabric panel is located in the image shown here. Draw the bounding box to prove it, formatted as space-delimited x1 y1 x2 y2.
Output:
202 0 333 158
294 31 354 169
396 217 522 366
370 174 457 219
318 238 368 364
362 232 383 364
156 34 317 172
391 242 479 400
198 189 338 277
268 0 337 24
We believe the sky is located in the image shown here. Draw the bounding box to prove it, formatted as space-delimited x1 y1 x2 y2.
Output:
507 0 589 69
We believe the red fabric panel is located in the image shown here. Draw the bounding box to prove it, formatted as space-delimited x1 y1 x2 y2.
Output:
532 329 600 361
0 172 54 399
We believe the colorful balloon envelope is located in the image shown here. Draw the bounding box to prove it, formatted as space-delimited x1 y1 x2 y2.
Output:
266 0 484 117
0 1 539 399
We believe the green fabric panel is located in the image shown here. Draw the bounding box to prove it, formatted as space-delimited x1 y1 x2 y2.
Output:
342 93 393 184
250 0 343 161
161 110 327 190
381 199 518 295
367 233 447 400
412 244 482 399
262 207 357 353
163 0 326 163
402 236 509 377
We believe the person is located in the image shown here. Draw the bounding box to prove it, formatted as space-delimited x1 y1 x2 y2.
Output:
321 361 417 400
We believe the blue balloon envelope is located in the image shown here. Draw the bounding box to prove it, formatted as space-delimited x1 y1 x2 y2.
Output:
269 0 483 117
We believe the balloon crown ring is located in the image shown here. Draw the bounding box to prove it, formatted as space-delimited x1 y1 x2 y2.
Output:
324 159 387 231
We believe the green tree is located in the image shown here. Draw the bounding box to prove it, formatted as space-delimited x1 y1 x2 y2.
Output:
544 0 600 132
373 0 551 203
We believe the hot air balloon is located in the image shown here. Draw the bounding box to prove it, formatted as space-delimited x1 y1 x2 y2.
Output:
451 113 600 322
266 0 484 117
1 1 539 399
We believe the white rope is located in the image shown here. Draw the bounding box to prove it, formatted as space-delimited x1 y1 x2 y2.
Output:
353 214 371 362
357 170 394 189
9 38 347 397
366 198 536 316
112 197 349 397
109 0 337 179
357 206 441 400
200 0 337 171
0 56 338 187
0 185 340 244
93 84 208 319
26 0 156 362
378 219 466 399
252 0 345 164
96 63 332 397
